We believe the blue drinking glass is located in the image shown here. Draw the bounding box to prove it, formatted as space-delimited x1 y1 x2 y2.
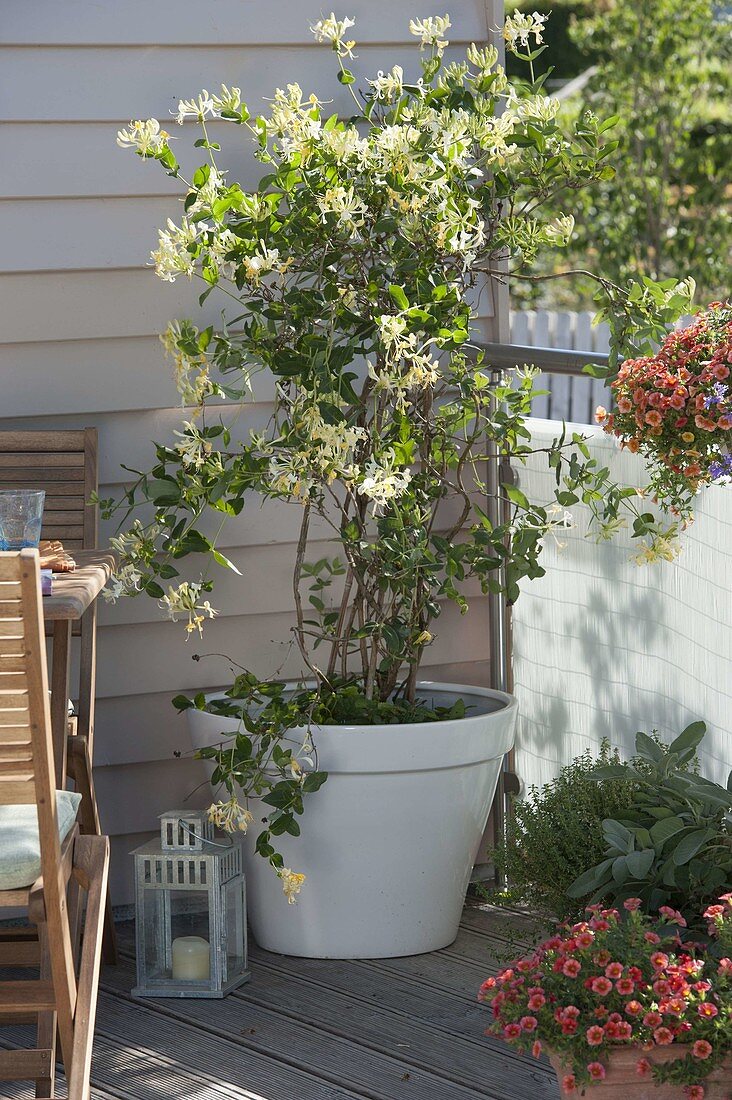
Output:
0 490 45 550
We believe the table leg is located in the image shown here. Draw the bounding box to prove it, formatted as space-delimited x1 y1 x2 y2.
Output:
76 603 97 751
50 620 72 788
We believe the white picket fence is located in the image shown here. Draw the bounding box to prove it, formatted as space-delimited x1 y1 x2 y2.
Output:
509 309 610 424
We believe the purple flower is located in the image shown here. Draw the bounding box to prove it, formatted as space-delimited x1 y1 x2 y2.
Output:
709 454 732 480
704 382 728 409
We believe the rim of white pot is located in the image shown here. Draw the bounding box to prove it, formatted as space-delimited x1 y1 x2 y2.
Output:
188 681 518 773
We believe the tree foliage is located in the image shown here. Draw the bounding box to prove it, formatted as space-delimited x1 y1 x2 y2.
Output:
516 0 731 309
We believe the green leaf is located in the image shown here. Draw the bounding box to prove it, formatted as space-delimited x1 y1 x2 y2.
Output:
626 848 655 878
672 828 714 866
147 478 181 505
567 858 613 897
649 816 686 845
668 721 706 759
302 771 328 793
212 549 242 574
503 484 531 510
635 731 664 762
611 855 630 883
602 818 633 852
388 284 409 310
337 68 355 85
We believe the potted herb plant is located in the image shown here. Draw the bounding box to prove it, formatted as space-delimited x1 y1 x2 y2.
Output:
107 10 693 957
479 896 732 1098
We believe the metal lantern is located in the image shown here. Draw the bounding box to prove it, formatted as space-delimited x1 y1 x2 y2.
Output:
131 810 250 998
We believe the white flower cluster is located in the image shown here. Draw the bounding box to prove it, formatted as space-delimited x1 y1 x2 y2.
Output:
279 867 306 903
173 421 214 469
267 405 366 501
544 214 576 247
160 581 219 638
103 520 161 602
408 14 451 53
316 185 367 234
151 217 200 282
102 562 143 602
367 65 404 102
208 798 254 832
465 43 498 73
523 503 575 552
242 243 289 285
357 450 413 516
502 10 548 53
185 165 226 214
161 322 215 408
310 13 356 58
321 124 369 163
116 118 171 155
432 195 485 264
268 83 324 159
175 85 243 125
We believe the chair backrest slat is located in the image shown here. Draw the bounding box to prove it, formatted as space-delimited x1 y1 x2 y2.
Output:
0 430 98 552
0 553 59 853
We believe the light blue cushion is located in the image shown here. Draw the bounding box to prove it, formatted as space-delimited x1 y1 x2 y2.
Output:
0 792 81 890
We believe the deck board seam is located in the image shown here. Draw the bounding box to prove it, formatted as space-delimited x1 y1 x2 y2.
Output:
237 948 553 1075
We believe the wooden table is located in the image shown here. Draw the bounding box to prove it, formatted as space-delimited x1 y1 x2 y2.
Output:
42 549 115 787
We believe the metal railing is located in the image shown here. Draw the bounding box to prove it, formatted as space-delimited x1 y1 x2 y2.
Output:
481 341 610 378
479 343 611 872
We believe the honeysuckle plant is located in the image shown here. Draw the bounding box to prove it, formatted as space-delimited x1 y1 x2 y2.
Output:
104 11 695 892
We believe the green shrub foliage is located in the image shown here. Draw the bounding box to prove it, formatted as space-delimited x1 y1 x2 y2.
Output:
495 741 637 921
569 722 732 928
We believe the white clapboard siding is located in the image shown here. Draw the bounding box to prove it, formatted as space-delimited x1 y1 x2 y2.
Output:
0 1 492 45
509 309 611 424
2 45 484 123
2 0 505 905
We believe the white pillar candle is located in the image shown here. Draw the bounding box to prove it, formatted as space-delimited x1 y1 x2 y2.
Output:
171 935 210 981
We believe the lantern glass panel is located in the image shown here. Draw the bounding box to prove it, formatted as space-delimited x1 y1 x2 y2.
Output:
142 888 211 984
224 879 245 982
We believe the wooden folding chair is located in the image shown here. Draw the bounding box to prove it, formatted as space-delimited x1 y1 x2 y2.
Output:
0 429 117 963
0 549 109 1099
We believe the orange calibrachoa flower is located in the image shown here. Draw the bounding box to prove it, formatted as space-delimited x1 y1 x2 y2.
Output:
479 896 732 1093
598 302 732 522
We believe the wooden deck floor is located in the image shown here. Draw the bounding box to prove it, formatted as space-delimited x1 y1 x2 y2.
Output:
3 905 560 1100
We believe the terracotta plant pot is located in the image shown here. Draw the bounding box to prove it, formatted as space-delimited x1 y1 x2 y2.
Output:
548 1047 731 1098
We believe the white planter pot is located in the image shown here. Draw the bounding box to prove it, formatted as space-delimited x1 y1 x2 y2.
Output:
187 681 517 958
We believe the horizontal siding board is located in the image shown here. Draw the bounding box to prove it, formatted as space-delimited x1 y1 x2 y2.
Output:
0 121 265 199
0 338 277 417
1 1 491 46
0 197 184 273
98 537 488 627
95 758 211 836
0 337 183 416
0 269 497 344
0 270 223 342
2 44 484 122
